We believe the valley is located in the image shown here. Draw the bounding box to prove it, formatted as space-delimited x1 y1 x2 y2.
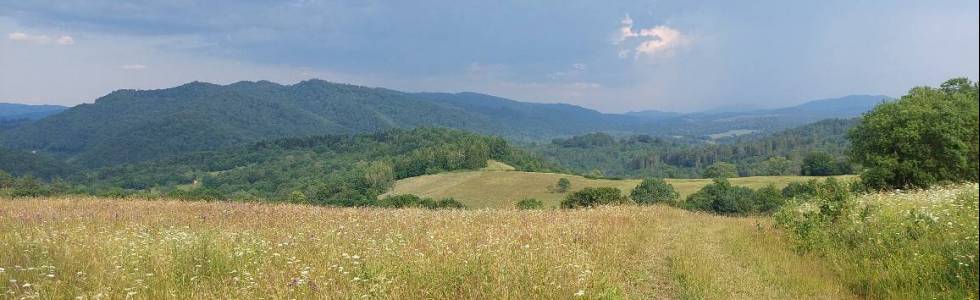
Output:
0 78 976 299
2 3 977 298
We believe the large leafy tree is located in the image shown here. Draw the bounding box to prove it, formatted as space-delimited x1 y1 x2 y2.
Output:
630 178 679 204
848 78 979 189
703 162 738 178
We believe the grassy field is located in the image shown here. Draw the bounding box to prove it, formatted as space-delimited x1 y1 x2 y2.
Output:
0 197 854 299
778 183 980 299
385 169 852 208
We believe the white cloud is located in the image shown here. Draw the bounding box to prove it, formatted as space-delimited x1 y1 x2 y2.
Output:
56 36 74 45
8 32 50 43
8 32 74 46
613 16 689 60
120 64 148 70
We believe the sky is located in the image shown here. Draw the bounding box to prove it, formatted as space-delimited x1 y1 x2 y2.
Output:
1 0 977 113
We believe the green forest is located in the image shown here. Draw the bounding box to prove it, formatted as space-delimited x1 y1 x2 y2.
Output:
533 118 856 178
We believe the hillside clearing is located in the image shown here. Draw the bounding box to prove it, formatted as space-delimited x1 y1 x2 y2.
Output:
0 197 852 299
385 170 852 208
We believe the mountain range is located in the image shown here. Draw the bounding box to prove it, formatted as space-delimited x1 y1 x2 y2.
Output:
0 79 889 167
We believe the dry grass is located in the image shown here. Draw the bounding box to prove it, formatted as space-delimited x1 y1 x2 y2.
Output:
385 170 852 208
0 197 853 299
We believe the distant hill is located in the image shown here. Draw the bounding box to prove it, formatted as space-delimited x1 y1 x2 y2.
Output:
623 109 682 120
627 95 890 136
0 103 66 120
0 79 888 168
0 80 644 167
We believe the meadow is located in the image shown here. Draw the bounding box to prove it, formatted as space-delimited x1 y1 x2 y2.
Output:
1 197 853 299
385 169 851 208
777 183 980 299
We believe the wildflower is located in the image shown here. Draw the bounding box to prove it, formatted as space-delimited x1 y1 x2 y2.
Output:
574 289 585 297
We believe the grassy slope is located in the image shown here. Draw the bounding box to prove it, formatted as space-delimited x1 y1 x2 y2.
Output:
385 169 852 208
0 198 853 299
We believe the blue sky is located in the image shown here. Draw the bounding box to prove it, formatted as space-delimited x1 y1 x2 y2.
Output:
1 0 977 112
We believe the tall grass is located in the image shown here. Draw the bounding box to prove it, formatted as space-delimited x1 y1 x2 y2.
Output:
1 197 852 299
777 183 979 299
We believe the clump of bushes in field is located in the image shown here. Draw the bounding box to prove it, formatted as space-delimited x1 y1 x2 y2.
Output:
561 187 630 208
377 194 465 209
515 198 544 209
775 183 979 298
681 178 787 215
630 178 679 205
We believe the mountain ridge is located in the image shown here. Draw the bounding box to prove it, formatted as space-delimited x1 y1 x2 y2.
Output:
0 79 887 167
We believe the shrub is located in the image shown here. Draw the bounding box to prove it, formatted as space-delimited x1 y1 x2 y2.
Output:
0 170 13 189
378 194 424 208
167 188 225 201
289 191 308 204
424 197 465 209
561 187 630 209
630 178 679 205
848 78 979 189
378 194 465 209
515 198 544 209
683 178 757 215
781 180 821 199
9 176 50 197
753 184 784 213
703 162 738 178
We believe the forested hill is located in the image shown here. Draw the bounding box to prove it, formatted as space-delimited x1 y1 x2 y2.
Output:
79 127 557 203
0 79 886 168
0 103 67 121
0 146 76 179
0 80 641 167
533 118 858 178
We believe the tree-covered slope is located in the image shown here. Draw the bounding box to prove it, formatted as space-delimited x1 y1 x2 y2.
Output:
80 128 557 202
0 79 886 169
533 118 858 178
0 81 641 167
0 146 77 179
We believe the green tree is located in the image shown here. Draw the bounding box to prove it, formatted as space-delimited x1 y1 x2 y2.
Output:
555 177 571 193
561 187 630 209
703 162 738 178
762 156 797 176
630 178 679 205
848 78 979 189
801 152 837 176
